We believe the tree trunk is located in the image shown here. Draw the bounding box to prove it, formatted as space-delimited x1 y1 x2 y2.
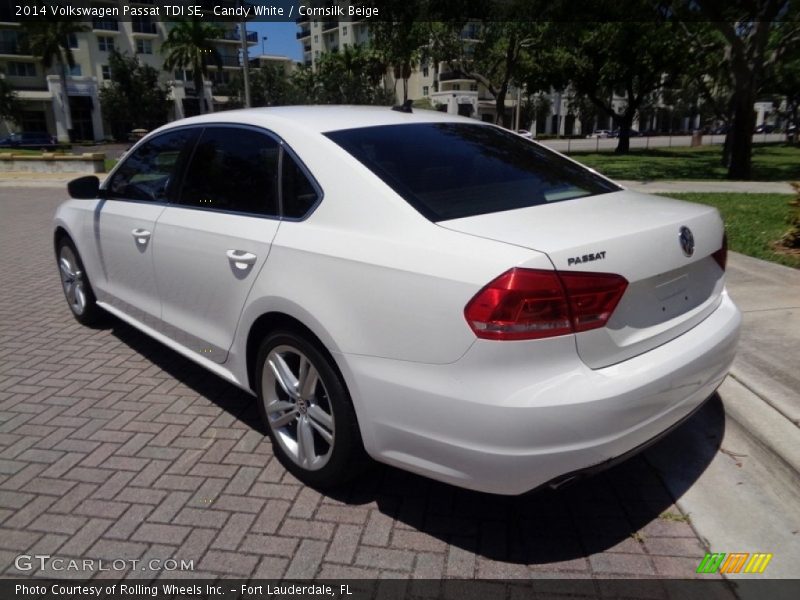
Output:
59 62 73 141
495 88 507 126
721 132 731 166
614 112 634 154
727 87 755 179
195 72 206 114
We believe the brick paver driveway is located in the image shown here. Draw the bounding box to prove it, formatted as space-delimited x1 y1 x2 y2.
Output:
0 187 732 588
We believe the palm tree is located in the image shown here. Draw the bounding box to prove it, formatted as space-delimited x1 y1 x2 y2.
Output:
24 20 88 140
162 20 223 115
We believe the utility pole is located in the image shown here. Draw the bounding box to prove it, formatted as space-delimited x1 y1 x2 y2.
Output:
239 1 251 107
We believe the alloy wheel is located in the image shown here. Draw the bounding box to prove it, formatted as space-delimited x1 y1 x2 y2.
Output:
261 345 336 471
59 245 87 316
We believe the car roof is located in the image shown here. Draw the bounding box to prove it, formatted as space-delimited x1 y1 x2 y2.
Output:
159 105 480 136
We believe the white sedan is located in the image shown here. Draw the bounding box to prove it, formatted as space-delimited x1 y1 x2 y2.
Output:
54 106 740 495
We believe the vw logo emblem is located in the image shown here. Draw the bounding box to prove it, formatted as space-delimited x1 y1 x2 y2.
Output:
679 226 695 257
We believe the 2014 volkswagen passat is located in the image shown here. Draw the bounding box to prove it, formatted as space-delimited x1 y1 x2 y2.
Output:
54 107 740 494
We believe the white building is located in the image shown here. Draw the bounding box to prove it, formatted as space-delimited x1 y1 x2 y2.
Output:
0 0 257 141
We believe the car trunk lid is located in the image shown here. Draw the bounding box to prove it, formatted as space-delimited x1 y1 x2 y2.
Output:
440 190 726 368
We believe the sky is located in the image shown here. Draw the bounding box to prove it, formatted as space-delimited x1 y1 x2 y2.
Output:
247 21 302 61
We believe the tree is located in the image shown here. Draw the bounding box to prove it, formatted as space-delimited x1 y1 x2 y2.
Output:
23 20 88 140
161 19 223 114
680 1 800 178
312 45 392 105
369 0 427 102
99 50 171 140
554 5 690 153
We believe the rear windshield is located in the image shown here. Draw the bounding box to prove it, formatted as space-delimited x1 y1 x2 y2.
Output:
325 123 620 221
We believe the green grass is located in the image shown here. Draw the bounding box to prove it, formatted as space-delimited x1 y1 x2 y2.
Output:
664 193 799 268
104 158 117 172
571 144 800 182
0 148 41 156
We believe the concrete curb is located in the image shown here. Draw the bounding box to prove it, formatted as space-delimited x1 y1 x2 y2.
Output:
722 375 800 493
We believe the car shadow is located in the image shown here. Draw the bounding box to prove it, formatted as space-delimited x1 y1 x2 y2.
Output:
106 314 723 564
329 395 725 564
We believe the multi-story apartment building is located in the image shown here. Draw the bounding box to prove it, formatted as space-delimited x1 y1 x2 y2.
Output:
0 0 257 141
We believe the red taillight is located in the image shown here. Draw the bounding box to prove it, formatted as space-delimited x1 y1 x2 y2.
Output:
712 232 728 271
464 268 628 341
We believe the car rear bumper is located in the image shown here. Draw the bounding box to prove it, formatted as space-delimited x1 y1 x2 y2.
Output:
340 291 741 495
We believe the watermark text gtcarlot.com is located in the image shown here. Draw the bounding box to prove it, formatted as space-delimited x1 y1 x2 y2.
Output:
14 554 194 572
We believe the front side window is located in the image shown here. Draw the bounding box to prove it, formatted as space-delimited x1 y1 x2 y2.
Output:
326 123 620 221
179 127 279 217
107 129 195 202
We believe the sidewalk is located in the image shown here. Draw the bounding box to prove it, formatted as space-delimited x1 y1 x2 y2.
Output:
723 252 800 481
619 180 796 194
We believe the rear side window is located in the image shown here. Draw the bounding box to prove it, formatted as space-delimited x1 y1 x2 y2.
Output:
281 152 319 219
108 129 194 202
325 123 620 221
179 127 279 217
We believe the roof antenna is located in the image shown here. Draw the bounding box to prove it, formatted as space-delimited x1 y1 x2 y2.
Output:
392 100 413 113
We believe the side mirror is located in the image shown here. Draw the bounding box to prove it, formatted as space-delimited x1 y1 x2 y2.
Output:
67 175 101 199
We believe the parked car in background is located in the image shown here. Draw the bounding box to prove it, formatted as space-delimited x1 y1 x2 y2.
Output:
588 129 612 138
610 128 643 137
53 106 740 495
754 124 775 134
517 129 533 139
0 132 57 150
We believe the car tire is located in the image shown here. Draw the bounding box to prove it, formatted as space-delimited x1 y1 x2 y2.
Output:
56 236 104 326
256 330 368 488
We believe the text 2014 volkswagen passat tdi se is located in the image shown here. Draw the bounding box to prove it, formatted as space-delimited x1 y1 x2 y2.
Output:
54 107 740 494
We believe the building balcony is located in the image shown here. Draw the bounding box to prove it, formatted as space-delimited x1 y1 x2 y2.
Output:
296 30 310 40
217 29 257 43
303 43 311 52
217 55 241 68
132 22 158 34
296 15 309 24
92 19 119 31
322 19 338 31
439 71 474 83
0 39 30 55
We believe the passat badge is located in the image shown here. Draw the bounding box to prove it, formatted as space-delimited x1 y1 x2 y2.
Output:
679 226 695 257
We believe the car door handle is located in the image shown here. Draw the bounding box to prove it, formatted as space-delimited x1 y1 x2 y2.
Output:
131 229 151 245
226 249 257 269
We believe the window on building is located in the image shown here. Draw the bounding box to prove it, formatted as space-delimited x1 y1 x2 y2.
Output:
423 66 429 77
314 35 319 43
453 84 460 91
69 65 82 77
68 33 78 49
108 129 197 202
423 86 429 96
7 62 36 77
180 127 280 216
136 39 153 54
281 152 319 219
101 65 111 80
342 26 348 36
470 83 478 91
97 36 114 52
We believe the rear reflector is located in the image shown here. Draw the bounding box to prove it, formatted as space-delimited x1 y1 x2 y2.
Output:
464 268 628 341
712 232 728 271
